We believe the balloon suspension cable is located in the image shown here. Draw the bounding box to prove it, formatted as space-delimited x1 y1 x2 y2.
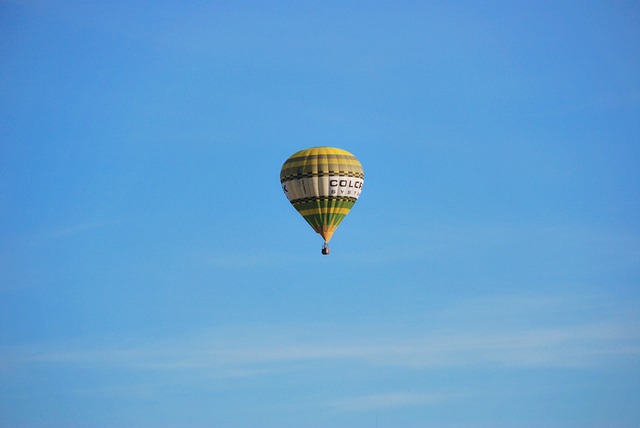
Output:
321 242 330 255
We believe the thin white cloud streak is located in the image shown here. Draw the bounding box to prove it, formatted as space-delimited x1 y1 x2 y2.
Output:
3 294 637 384
197 251 307 269
43 219 134 240
4 319 638 377
6 219 132 251
359 220 640 263
325 392 455 412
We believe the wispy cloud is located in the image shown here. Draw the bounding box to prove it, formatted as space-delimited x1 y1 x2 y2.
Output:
5 219 132 251
5 296 639 375
44 219 133 241
197 251 307 268
326 392 454 412
366 220 640 266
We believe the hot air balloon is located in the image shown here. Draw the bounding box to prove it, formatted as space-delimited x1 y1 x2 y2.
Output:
280 147 364 255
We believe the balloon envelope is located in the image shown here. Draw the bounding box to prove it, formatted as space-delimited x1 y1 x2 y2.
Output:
280 146 364 243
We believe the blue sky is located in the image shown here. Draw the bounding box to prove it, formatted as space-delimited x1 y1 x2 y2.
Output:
1 1 639 427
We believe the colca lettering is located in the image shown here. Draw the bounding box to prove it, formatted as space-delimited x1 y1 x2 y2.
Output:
329 178 363 196
329 179 363 189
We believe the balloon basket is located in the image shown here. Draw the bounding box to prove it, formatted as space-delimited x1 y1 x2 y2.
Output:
321 243 330 255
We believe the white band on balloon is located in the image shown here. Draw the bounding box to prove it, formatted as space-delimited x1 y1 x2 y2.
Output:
282 175 364 202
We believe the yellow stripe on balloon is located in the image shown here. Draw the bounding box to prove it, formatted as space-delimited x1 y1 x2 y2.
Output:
297 208 353 216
